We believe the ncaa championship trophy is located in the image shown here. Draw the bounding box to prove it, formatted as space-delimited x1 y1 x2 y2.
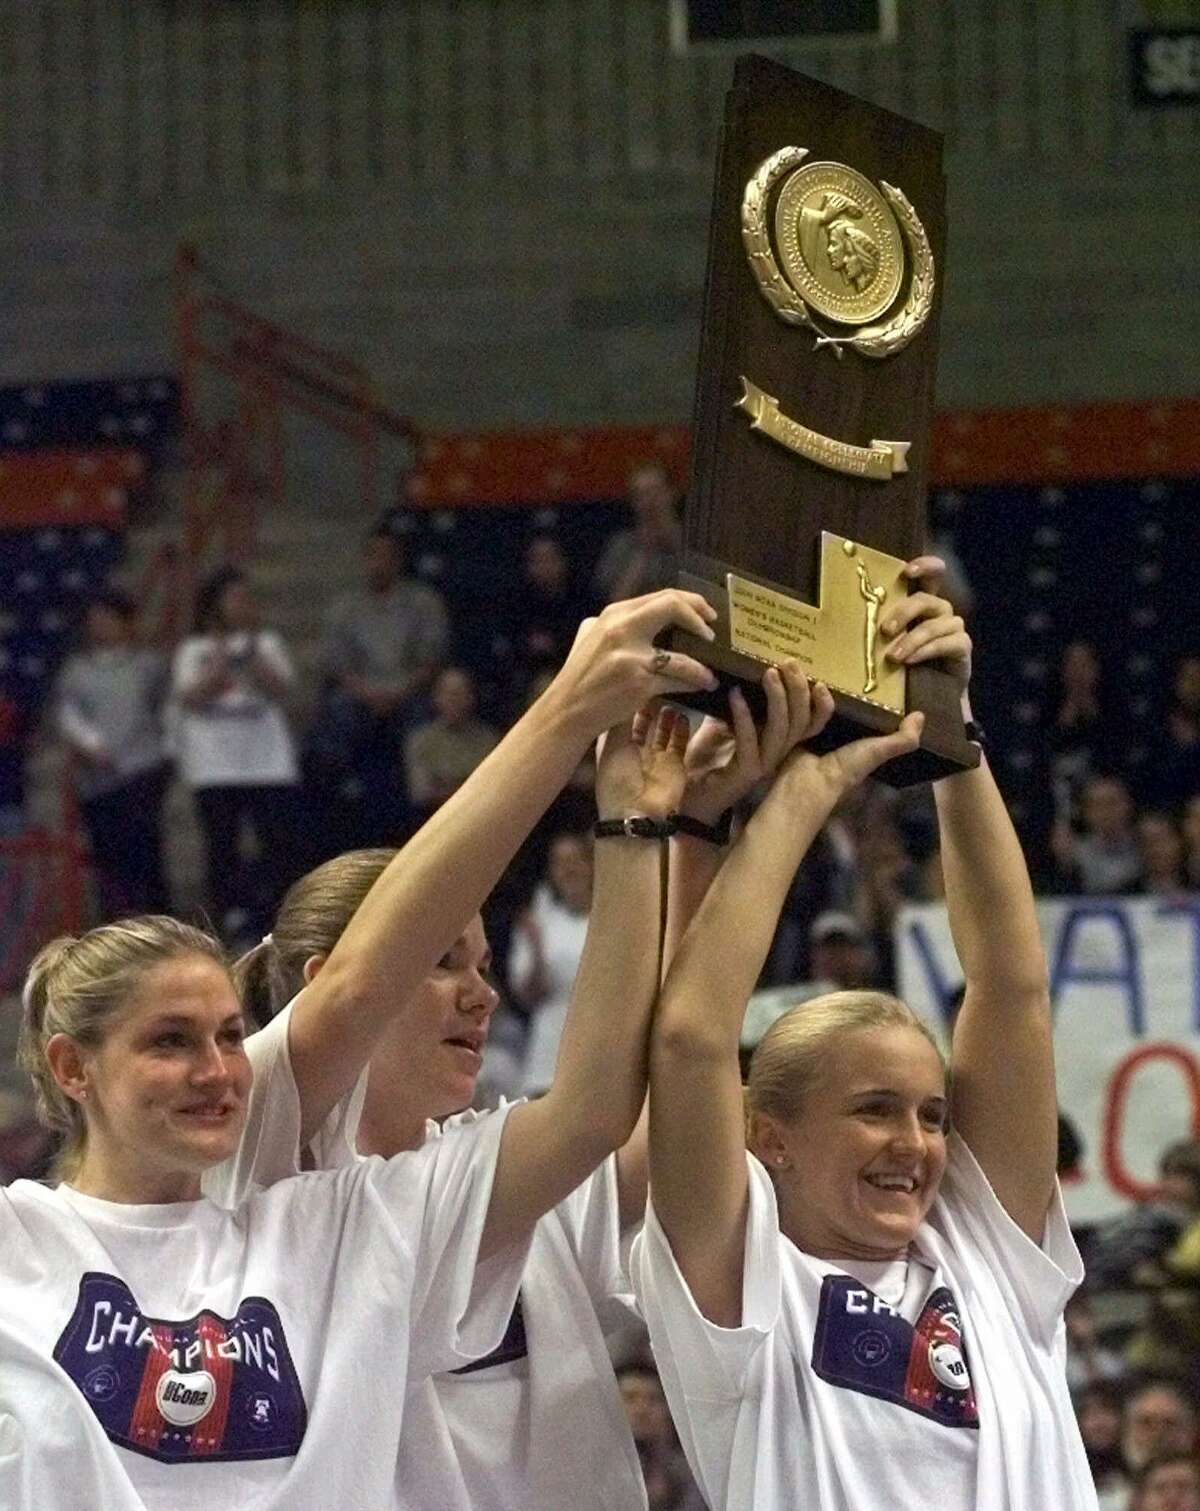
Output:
668 55 978 786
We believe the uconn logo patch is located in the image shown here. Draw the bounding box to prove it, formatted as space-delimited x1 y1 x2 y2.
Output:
811 1275 978 1429
54 1272 308 1463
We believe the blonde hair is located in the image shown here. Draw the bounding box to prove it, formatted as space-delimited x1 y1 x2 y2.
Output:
746 989 944 1129
233 849 395 1027
17 915 228 1181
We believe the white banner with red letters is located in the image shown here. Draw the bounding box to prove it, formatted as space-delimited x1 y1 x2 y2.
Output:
896 896 1200 1224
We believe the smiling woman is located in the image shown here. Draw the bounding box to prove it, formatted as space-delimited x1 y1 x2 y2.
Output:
634 576 1100 1511
17 918 240 1196
3 913 534 1509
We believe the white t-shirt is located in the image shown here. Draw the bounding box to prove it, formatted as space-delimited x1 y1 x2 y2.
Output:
0 1323 145 1511
0 1101 526 1511
171 632 298 788
632 1134 1099 1511
212 999 648 1511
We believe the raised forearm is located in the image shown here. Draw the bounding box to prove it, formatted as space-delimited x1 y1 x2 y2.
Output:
665 834 724 975
659 764 839 1053
933 754 1047 996
546 840 663 1146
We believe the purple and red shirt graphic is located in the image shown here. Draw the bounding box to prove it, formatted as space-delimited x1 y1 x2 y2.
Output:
54 1272 308 1464
811 1274 979 1428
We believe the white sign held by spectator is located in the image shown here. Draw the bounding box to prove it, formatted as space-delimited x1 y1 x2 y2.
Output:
896 896 1200 1223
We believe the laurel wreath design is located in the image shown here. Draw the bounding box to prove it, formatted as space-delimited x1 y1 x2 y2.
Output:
740 149 935 361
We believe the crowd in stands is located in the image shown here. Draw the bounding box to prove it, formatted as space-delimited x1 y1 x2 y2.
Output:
1 458 1198 1509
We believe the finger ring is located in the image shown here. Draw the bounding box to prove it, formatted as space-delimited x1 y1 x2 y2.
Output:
651 647 671 675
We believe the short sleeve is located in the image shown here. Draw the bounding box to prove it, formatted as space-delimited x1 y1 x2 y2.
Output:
935 1130 1082 1344
370 1104 531 1381
554 1155 638 1324
200 998 366 1207
632 1152 780 1401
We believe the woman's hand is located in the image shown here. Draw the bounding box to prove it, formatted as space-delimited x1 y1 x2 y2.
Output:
773 677 924 805
553 591 719 737
596 705 691 819
680 661 813 825
882 555 972 690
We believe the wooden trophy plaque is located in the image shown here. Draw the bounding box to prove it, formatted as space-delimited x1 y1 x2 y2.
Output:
669 54 977 786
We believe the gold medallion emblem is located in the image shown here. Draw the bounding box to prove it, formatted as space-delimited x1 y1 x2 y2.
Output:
742 147 934 359
774 162 903 325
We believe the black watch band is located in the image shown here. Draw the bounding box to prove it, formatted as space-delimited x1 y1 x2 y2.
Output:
671 810 733 846
593 815 677 840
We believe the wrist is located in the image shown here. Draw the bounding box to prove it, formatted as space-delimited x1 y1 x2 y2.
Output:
531 673 597 752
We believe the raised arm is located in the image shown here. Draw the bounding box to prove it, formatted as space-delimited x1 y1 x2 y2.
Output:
613 664 815 1228
886 560 1056 1240
286 590 718 1145
481 706 689 1256
650 679 922 1326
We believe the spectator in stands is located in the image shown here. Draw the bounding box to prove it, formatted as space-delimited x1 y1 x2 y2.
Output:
617 1362 705 1511
1066 1294 1127 1395
504 533 591 691
404 665 499 817
509 830 592 1093
1086 1139 1200 1291
1076 1380 1131 1508
1183 796 1200 890
1156 654 1200 810
808 909 875 992
1049 641 1111 819
55 591 170 915
593 461 683 604
309 525 449 834
171 568 301 944
1130 1452 1200 1511
1052 774 1143 894
1122 1381 1199 1478
1138 812 1188 895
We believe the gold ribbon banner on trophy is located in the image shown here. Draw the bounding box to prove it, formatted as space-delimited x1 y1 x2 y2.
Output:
735 376 910 481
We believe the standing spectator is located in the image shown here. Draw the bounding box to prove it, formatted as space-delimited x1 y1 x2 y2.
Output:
54 591 170 914
1048 641 1111 819
594 461 683 604
1138 813 1188 896
1052 774 1143 894
509 830 593 1093
310 525 449 836
1157 655 1200 810
404 665 499 817
504 533 591 691
1122 1382 1199 1478
171 568 301 943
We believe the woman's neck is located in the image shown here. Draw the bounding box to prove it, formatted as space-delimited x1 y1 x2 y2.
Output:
356 1061 432 1158
71 1149 203 1205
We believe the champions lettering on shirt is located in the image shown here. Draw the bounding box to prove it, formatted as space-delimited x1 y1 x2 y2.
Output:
53 1272 308 1464
811 1275 979 1429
